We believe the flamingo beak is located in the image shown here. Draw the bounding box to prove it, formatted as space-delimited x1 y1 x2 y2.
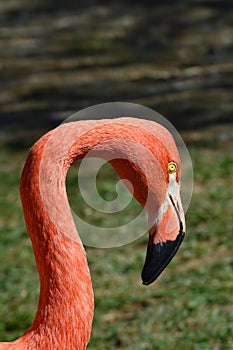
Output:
141 176 185 285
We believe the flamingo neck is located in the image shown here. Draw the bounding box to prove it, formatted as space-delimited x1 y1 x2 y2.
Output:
10 129 93 350
1 118 179 350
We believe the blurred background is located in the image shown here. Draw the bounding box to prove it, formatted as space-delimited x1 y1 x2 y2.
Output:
0 1 232 349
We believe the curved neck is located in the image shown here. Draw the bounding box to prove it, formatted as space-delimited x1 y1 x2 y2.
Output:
17 128 94 350
3 118 179 349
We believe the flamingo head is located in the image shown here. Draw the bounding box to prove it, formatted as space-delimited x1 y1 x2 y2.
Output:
141 161 186 285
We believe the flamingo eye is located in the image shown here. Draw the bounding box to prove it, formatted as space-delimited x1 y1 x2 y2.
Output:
168 162 177 173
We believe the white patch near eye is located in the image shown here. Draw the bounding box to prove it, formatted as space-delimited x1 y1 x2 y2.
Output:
153 173 180 227
167 173 180 201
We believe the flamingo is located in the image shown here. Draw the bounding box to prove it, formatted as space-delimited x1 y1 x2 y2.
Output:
0 117 185 350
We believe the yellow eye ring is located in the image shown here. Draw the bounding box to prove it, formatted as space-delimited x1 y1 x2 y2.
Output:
168 162 177 173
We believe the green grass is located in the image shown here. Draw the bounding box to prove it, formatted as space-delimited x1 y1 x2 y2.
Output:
0 126 233 349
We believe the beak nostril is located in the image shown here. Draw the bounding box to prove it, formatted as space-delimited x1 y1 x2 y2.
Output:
177 201 180 211
169 194 183 234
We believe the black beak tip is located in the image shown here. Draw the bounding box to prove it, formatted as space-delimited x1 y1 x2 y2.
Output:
141 231 185 286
